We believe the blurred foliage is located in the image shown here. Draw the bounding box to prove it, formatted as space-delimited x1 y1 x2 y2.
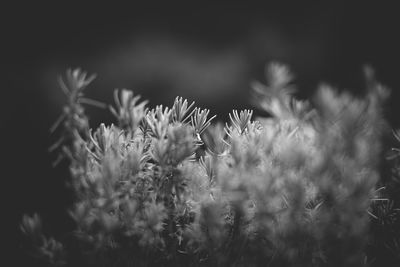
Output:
20 63 400 266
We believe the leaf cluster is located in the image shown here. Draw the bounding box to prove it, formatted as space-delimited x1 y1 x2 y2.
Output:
21 64 400 267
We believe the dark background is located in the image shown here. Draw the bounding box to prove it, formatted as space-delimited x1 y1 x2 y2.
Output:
4 1 400 263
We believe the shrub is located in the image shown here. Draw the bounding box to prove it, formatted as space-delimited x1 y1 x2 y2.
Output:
20 64 400 266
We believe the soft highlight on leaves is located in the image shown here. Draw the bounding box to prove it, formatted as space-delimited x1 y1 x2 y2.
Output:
21 63 400 267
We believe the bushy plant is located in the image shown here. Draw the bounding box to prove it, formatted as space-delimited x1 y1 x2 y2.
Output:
20 64 400 266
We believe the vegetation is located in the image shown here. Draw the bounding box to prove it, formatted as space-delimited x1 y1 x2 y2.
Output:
20 63 400 266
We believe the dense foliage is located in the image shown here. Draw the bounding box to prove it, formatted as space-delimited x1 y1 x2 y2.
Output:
20 63 400 266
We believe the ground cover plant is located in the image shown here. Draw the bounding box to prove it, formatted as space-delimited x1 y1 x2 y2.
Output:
20 63 400 266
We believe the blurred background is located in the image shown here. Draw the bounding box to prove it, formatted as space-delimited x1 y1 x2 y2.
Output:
4 1 400 261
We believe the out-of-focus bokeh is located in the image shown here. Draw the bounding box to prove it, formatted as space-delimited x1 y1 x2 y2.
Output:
4 1 399 262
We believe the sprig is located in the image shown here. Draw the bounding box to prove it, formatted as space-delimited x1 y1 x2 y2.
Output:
145 105 172 139
251 62 296 119
226 109 254 136
191 108 216 135
110 89 148 132
50 68 98 134
171 96 196 124
49 69 105 166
